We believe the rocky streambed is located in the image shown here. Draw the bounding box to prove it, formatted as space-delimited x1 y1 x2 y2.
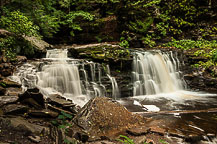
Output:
0 43 217 144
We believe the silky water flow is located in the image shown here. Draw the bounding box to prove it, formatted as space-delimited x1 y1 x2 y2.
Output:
10 49 120 106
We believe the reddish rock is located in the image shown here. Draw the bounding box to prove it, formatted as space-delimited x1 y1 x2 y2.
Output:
127 126 150 136
72 97 147 140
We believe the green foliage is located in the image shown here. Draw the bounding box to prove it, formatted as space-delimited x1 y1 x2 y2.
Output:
0 82 6 88
0 36 17 59
32 9 62 38
117 135 134 144
65 11 94 36
117 135 168 144
0 10 39 37
141 34 156 48
119 37 129 48
163 39 217 74
163 39 217 50
128 17 154 34
51 111 77 144
212 49 217 63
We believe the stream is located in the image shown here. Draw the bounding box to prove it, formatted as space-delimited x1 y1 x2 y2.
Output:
10 47 217 143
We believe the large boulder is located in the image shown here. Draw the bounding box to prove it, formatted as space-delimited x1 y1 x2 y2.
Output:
72 97 147 141
23 36 52 54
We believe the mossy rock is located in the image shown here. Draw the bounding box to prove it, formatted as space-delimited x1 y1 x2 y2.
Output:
69 44 131 62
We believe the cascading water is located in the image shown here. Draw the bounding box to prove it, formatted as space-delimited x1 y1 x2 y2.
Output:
10 49 120 105
37 49 83 98
132 50 185 96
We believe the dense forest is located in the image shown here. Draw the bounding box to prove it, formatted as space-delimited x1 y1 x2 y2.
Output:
0 0 217 75
1 1 217 144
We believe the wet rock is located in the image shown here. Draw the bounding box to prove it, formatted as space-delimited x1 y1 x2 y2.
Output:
28 135 41 143
168 129 185 138
16 56 27 64
132 136 149 144
23 36 52 54
47 94 80 114
127 126 150 136
19 88 45 109
0 63 15 77
149 126 166 136
5 87 22 96
72 97 146 139
0 78 21 88
185 134 203 143
47 104 74 116
0 96 18 107
28 109 58 118
0 86 6 95
47 94 74 107
2 104 28 115
0 117 49 135
87 140 117 144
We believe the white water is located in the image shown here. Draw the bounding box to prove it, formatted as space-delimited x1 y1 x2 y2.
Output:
37 49 90 106
132 51 185 96
10 49 120 106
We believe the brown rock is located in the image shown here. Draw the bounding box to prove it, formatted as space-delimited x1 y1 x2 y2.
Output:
28 135 41 143
0 63 15 77
150 126 166 136
72 97 146 139
47 94 74 107
1 78 21 88
5 87 22 96
47 104 74 116
16 56 27 63
28 109 58 118
19 88 45 109
0 86 6 95
0 96 18 107
127 126 150 136
0 116 49 135
2 104 28 115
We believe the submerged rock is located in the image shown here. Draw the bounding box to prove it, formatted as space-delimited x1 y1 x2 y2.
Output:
72 97 147 140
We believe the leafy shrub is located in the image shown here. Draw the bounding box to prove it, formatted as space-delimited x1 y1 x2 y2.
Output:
212 49 217 63
163 39 217 50
0 10 39 37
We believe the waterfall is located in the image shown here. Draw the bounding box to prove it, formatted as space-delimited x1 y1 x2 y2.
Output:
10 49 120 105
37 49 83 100
132 50 185 96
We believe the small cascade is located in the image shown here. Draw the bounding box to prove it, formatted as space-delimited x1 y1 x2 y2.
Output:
132 50 185 96
10 49 120 105
36 49 84 102
107 74 120 100
106 64 120 99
